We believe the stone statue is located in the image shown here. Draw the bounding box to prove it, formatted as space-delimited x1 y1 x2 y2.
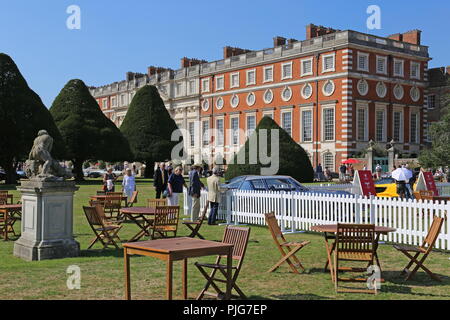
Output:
386 139 395 152
368 139 376 151
24 130 72 181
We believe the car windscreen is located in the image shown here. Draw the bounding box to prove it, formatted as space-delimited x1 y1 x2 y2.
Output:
376 178 394 185
265 178 296 191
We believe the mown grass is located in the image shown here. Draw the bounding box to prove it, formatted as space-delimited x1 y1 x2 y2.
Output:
0 178 449 300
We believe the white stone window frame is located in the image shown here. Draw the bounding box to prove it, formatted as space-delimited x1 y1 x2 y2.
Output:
375 104 388 142
357 52 370 72
230 94 240 108
246 69 256 86
188 121 196 148
393 58 405 77
202 119 210 147
376 81 387 98
322 152 335 172
230 72 240 89
201 78 210 93
229 116 240 146
301 57 313 76
111 96 117 107
410 86 421 102
410 109 420 144
394 84 404 100
392 107 404 143
410 61 421 80
215 75 225 91
281 61 293 80
281 86 293 102
356 102 369 141
301 83 313 99
376 55 388 75
322 53 336 73
102 98 108 108
263 65 274 83
246 113 257 137
215 117 225 147
300 106 314 143
281 110 293 137
322 80 335 97
263 89 274 104
216 96 224 110
321 104 336 142
188 79 197 95
202 99 210 111
246 92 256 106
263 111 274 119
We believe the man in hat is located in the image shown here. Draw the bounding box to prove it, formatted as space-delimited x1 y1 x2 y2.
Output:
188 163 205 221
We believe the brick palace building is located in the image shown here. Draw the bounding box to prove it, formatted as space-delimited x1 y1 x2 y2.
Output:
90 24 432 172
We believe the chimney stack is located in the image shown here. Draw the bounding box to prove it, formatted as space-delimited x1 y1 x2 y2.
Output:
273 36 286 47
446 66 450 76
223 46 252 59
306 24 340 40
180 57 208 68
402 30 421 45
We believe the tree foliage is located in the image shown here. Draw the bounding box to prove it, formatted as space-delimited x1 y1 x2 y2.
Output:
50 79 131 180
225 116 314 182
0 53 65 184
120 85 181 178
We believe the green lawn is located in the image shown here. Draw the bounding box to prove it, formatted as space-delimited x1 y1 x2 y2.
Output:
0 178 449 300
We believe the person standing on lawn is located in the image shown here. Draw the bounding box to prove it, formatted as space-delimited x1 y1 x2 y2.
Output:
207 167 222 225
167 166 187 206
122 168 136 202
153 162 168 199
103 168 118 192
189 164 205 221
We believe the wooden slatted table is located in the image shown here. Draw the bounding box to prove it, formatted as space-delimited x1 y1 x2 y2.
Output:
120 207 157 242
123 237 234 300
90 195 128 206
311 224 396 281
0 204 22 241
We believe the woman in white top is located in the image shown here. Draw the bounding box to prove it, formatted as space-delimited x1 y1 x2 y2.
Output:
122 168 136 202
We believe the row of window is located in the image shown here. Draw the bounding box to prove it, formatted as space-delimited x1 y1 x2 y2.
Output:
101 92 135 109
357 79 421 101
356 52 421 79
187 106 421 148
201 81 335 111
201 54 336 93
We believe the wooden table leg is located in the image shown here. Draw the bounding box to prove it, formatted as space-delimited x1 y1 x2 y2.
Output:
225 247 232 300
124 248 131 300
182 258 188 300
166 257 173 300
324 235 335 282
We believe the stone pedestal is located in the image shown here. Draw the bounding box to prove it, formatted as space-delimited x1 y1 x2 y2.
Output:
14 180 80 261
388 148 395 172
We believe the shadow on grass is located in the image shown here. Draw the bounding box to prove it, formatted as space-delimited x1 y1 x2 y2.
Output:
249 293 329 300
382 270 450 287
79 249 123 258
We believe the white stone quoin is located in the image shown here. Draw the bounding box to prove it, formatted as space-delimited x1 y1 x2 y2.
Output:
14 180 80 261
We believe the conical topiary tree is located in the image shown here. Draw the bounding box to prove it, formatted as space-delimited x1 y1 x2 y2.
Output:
50 79 132 181
120 85 182 178
0 53 65 184
225 116 314 182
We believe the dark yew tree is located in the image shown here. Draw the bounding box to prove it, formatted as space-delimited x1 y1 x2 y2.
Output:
120 85 182 178
50 79 131 181
0 53 65 184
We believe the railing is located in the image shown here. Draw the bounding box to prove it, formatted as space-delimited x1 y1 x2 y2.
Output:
183 188 450 250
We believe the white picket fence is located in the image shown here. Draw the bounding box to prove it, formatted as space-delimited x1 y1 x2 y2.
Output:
183 189 450 251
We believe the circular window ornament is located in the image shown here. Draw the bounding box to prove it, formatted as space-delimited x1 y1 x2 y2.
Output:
281 86 292 102
263 89 273 104
216 97 224 110
322 80 335 96
410 86 420 102
202 99 210 111
394 84 404 100
246 92 256 106
230 94 239 108
357 79 369 96
301 83 313 99
376 82 387 98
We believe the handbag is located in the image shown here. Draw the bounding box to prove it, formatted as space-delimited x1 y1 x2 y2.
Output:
162 188 169 199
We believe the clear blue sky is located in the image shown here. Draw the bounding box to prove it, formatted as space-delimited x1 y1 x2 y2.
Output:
1 0 449 107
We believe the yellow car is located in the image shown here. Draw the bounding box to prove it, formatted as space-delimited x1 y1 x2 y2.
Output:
375 178 399 198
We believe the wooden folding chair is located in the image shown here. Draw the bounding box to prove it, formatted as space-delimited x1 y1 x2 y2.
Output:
195 226 251 300
150 206 180 239
264 212 310 274
106 192 123 196
394 216 444 282
183 201 208 239
83 206 122 249
0 208 17 241
126 191 139 207
334 224 377 294
147 198 167 208
103 196 123 220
